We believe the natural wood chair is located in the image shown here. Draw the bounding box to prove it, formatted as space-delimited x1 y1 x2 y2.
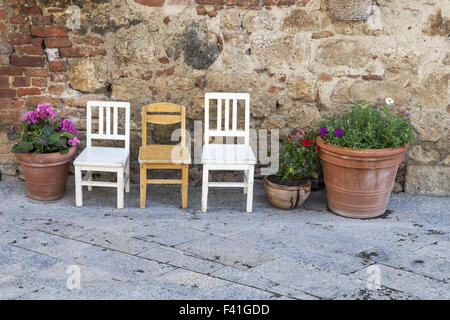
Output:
201 93 256 213
139 103 191 209
74 101 130 209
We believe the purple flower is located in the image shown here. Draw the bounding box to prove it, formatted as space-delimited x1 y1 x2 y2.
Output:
22 111 39 124
36 103 56 120
334 128 344 136
68 136 80 147
320 127 328 137
58 119 77 135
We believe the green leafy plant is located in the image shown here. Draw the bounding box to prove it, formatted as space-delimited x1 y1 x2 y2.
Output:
276 129 320 181
10 103 80 154
318 99 415 149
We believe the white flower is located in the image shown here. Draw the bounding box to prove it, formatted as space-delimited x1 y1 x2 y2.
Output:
386 98 394 105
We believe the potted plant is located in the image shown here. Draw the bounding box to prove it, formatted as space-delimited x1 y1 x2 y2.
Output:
9 103 80 200
328 0 373 21
316 99 415 219
264 130 320 210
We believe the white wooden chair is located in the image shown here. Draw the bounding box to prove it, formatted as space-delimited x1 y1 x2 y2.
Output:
201 92 256 213
74 101 130 209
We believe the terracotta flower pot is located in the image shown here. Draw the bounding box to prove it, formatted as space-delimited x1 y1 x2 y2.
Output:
316 137 408 219
264 176 311 210
16 147 76 200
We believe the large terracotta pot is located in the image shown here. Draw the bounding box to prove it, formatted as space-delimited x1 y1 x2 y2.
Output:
16 147 76 200
316 137 408 219
264 176 311 210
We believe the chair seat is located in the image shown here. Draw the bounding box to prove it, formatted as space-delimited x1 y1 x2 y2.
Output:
201 144 256 165
74 147 129 168
139 144 191 164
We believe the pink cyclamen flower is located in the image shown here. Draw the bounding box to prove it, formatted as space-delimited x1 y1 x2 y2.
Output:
36 103 56 120
68 136 80 147
58 119 77 135
22 111 39 124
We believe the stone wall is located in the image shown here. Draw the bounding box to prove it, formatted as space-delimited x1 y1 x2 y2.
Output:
0 0 448 195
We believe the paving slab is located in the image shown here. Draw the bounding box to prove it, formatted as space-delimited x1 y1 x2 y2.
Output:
0 181 448 299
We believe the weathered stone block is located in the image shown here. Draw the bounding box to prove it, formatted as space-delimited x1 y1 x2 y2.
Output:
287 76 316 102
317 39 369 68
405 165 450 196
68 59 105 93
348 80 406 105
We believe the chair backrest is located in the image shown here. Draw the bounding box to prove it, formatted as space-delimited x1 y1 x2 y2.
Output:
204 92 250 145
141 103 186 147
86 101 130 150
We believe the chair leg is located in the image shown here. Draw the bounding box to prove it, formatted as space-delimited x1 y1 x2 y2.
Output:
125 160 130 193
246 166 254 213
243 170 248 194
117 168 124 209
75 166 83 207
87 170 92 191
181 164 188 209
140 164 146 209
201 165 208 213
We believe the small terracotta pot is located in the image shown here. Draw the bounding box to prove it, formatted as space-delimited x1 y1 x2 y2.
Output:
316 137 408 219
16 147 76 200
264 176 311 210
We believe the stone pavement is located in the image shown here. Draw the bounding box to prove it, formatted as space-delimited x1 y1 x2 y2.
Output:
0 181 449 300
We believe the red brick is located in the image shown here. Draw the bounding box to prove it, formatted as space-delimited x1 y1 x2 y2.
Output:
31 38 44 47
312 31 334 39
31 26 68 38
195 76 206 89
317 73 333 82
196 6 207 15
26 96 61 107
0 22 7 32
13 76 29 87
196 0 225 4
50 73 68 82
0 66 22 76
17 87 40 97
279 74 286 82
163 17 170 25
297 0 311 6
84 36 103 46
0 54 9 65
362 74 384 81
48 60 67 72
24 67 48 77
23 45 44 55
140 71 153 80
0 89 16 98
134 0 165 6
156 67 174 77
24 5 42 16
346 74 360 79
11 99 24 110
207 10 218 17
0 9 6 20
31 77 47 87
31 15 52 26
8 33 31 45
9 16 28 24
59 47 106 57
159 57 169 64
0 98 12 111
44 37 72 48
217 35 223 51
263 0 294 5
48 85 66 95
268 85 284 94
0 76 9 88
11 55 45 67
